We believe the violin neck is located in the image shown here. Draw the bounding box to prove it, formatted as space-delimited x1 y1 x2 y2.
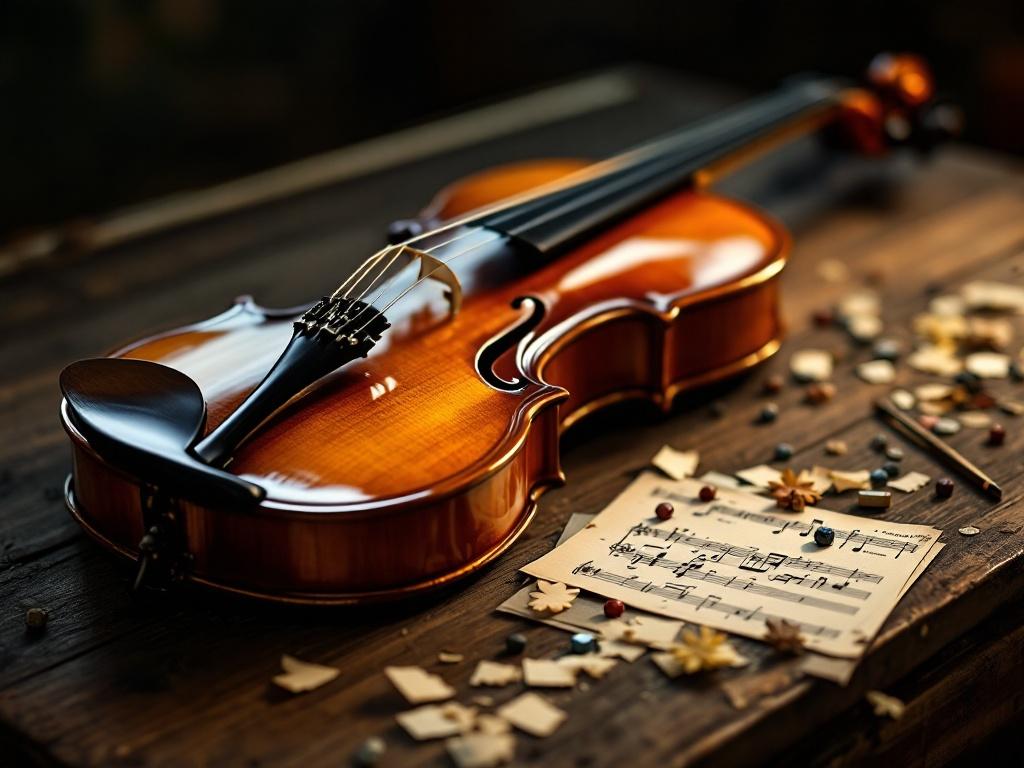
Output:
473 76 850 254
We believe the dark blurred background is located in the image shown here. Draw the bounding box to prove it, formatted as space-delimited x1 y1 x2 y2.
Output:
1 0 1021 241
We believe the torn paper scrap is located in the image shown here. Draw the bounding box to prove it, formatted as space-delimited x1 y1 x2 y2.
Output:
396 703 476 740
791 349 833 382
446 733 516 768
556 655 617 679
497 693 567 737
272 655 340 693
651 445 699 480
829 469 872 492
736 464 782 489
522 658 576 688
469 661 522 688
385 666 455 704
889 471 930 493
856 359 895 384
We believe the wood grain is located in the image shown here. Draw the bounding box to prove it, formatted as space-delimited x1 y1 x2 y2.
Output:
1 69 1023 767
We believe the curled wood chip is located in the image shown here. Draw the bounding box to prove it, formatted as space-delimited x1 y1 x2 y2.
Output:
385 666 455 704
857 359 896 384
958 525 981 536
497 693 567 737
790 349 833 382
889 471 930 493
829 469 872 493
469 661 522 688
962 281 1024 312
438 651 464 664
866 690 906 719
909 345 962 376
556 654 617 679
651 445 699 480
825 440 848 456
890 389 916 410
527 581 579 613
522 658 576 688
958 411 992 429
397 703 477 740
272 655 340 694
965 351 1010 379
667 626 748 674
446 733 515 768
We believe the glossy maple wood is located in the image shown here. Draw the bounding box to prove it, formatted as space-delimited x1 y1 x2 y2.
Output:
63 161 787 602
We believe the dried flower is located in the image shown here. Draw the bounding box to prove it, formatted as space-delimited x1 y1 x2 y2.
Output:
527 580 579 613
768 468 822 511
764 619 805 655
669 626 745 674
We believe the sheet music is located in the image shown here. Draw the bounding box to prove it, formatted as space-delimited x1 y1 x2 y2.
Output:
522 474 942 658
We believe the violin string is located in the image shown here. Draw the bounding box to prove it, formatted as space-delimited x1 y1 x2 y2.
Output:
331 246 391 300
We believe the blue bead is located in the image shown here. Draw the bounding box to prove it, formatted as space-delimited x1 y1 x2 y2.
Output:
882 462 900 478
759 404 779 423
570 633 598 654
870 469 889 486
870 434 888 451
774 443 793 460
814 526 835 546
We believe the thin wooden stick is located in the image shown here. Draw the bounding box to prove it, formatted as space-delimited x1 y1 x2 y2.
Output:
875 398 1003 501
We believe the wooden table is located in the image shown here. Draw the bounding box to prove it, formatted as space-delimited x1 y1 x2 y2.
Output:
2 68 1023 767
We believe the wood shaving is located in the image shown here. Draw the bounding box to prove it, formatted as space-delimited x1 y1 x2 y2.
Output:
908 345 963 376
764 618 805 655
721 667 798 710
651 445 699 480
961 280 1024 312
527 580 579 613
522 658 576 688
790 349 833 382
446 733 515 768
385 666 455 704
958 525 981 536
856 359 895 384
438 651 464 664
958 411 992 429
965 351 1010 379
735 464 782 489
829 469 872 493
866 690 906 719
556 654 617 679
889 471 930 493
272 655 340 694
825 440 848 456
497 693 567 737
667 626 748 674
396 703 477 740
890 389 916 410
469 661 522 688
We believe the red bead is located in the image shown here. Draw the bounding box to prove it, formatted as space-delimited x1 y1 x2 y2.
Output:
699 485 717 502
655 502 674 520
603 599 625 618
989 423 1006 446
935 477 954 499
762 375 784 394
919 415 939 430
812 308 833 327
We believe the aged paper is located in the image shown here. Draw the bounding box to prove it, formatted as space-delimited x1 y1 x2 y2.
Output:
522 474 941 659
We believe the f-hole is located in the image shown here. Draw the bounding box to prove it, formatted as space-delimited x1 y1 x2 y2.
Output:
475 296 545 392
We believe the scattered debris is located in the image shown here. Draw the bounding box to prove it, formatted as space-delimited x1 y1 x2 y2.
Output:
470 661 522 688
958 411 992 429
698 485 717 502
817 259 850 283
805 382 836 404
557 654 618 679
768 468 822 511
655 502 675 521
762 374 784 394
759 403 779 423
889 471 930 493
989 423 1007 445
857 359 896 384
24 607 49 631
397 702 477 740
935 478 955 499
722 667 799 710
569 633 598 654
522 658 576 688
790 349 833 382
825 440 848 456
858 490 893 509
932 417 961 436
958 525 981 536
528 581 579 614
908 345 962 376
446 733 515 768
666 626 748 674
736 464 782 488
385 666 455 704
497 693 567 737
813 526 835 547
504 633 527 655
651 445 699 480
603 599 625 619
829 469 872 493
866 690 906 720
272 655 340 694
438 651 464 664
764 619 805 655
965 351 1010 379
774 442 793 461
961 280 1024 312
353 737 386 766
890 389 916 410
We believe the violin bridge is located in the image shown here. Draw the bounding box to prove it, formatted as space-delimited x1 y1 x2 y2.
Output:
400 245 463 318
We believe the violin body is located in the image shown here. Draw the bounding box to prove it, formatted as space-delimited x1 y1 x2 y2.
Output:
63 162 786 603
60 54 949 603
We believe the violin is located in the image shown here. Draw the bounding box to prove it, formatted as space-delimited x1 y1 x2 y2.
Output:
60 54 954 604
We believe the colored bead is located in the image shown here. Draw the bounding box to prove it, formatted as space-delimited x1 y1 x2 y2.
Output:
655 502 674 520
806 382 836 405
870 469 889 486
870 434 888 451
933 417 961 436
25 607 48 630
872 338 902 361
570 632 598 654
935 478 955 499
762 375 784 394
989 423 1006 446
812 308 833 327
814 526 835 546
954 371 982 393
603 599 625 619
353 737 386 767
885 446 904 461
858 489 892 509
919 414 939 430
505 633 527 655
698 485 717 502
759 403 779 423
882 462 900 478
774 443 793 461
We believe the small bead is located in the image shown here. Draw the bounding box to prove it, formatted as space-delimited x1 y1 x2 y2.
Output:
353 737 386 767
882 462 900 478
762 374 784 394
603 599 625 619
919 414 939 430
812 308 833 327
759 403 779 423
933 417 961 436
806 382 836 405
870 469 889 486
505 632 527 655
885 446 904 461
655 502 674 521
989 423 1006 446
698 485 717 502
1010 362 1024 382
25 607 49 630
870 433 888 451
954 371 982 393
814 526 835 547
774 443 794 461
871 338 902 361
935 478 955 499
570 632 598 654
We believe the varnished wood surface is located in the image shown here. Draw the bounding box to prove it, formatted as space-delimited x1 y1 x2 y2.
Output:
2 68 1023 766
